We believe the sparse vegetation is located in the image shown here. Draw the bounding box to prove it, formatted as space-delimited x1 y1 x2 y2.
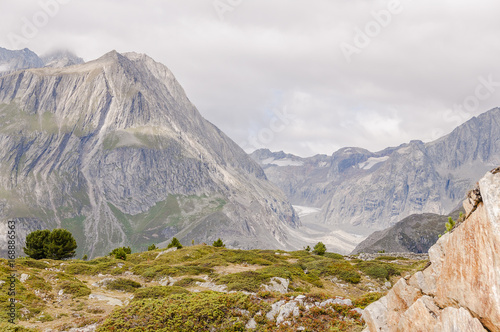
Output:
4 245 428 330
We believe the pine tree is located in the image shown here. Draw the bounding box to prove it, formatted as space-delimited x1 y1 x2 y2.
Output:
23 230 51 259
44 229 77 260
212 238 225 247
167 237 183 249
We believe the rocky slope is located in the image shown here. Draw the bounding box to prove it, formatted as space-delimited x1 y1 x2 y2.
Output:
251 108 500 231
351 208 464 254
0 50 299 257
362 168 500 332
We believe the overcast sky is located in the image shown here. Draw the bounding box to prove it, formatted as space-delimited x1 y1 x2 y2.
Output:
1 0 500 157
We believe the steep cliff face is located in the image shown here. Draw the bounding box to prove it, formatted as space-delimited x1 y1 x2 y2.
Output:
362 168 500 332
0 51 299 257
251 108 500 230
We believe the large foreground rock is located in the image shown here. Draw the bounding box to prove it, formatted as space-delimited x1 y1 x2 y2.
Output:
363 169 500 331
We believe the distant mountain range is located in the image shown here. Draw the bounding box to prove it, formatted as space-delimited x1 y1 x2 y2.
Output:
0 48 299 257
251 108 500 232
0 47 83 73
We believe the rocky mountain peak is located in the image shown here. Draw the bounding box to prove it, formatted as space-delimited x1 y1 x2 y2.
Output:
0 50 298 257
41 49 84 68
0 47 44 73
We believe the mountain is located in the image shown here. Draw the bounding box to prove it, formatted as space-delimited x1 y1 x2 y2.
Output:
363 169 500 331
0 47 44 73
0 50 299 258
351 207 464 254
251 108 500 231
41 50 84 68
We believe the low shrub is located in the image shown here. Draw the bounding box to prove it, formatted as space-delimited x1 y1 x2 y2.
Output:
60 280 91 298
356 261 400 280
353 292 383 309
98 292 250 331
172 277 205 287
106 278 141 292
133 286 189 301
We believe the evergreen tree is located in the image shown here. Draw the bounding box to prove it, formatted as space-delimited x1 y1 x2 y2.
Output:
148 244 157 251
23 230 51 259
44 229 77 260
212 238 225 247
167 237 183 249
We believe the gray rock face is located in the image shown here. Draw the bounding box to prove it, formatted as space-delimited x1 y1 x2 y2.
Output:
351 208 464 254
0 47 44 73
251 108 500 231
0 50 299 257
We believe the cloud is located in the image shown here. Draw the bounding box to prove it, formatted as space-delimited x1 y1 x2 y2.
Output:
1 0 500 157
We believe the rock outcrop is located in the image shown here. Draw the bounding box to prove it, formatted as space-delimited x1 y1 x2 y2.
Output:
362 168 500 331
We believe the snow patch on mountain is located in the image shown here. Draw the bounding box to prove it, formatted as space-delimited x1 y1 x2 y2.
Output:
359 156 390 170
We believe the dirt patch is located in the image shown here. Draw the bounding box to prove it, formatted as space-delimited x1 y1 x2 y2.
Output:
213 264 264 275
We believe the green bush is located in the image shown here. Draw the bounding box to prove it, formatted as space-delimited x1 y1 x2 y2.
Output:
114 248 127 260
82 254 88 261
313 242 326 255
212 238 225 248
356 261 400 280
329 261 361 284
107 278 141 292
23 229 77 260
338 270 361 284
133 286 189 301
148 244 157 251
167 237 183 249
109 247 132 256
353 292 383 309
60 280 91 298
